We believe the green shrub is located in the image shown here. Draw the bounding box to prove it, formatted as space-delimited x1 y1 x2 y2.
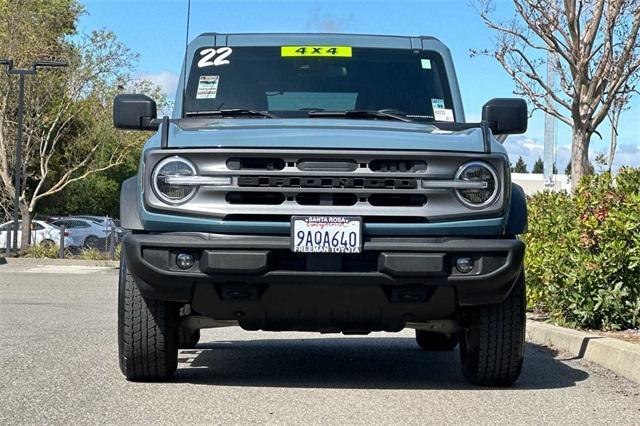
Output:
78 244 121 261
78 247 104 260
77 244 121 261
524 168 640 330
24 243 70 259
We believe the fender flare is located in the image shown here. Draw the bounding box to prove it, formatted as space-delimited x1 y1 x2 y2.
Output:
120 177 144 230
505 183 528 235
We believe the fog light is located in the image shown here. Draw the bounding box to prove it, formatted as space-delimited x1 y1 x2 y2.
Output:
176 253 194 270
455 257 474 274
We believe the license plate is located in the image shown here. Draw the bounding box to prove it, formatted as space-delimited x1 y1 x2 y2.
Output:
291 216 362 254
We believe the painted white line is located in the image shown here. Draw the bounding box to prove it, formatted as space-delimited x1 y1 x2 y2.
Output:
13 265 114 274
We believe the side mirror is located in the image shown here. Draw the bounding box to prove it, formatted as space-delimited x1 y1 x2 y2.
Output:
482 98 527 135
113 94 159 130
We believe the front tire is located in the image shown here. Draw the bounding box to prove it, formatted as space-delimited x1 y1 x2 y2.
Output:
459 270 526 387
118 257 178 381
84 235 99 248
40 239 55 248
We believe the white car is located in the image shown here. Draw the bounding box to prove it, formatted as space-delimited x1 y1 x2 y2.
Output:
0 220 71 249
74 216 122 234
51 218 113 248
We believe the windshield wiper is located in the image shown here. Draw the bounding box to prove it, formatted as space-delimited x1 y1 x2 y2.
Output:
185 109 274 118
307 109 413 122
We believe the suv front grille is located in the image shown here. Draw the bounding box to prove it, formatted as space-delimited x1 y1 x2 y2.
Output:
144 149 506 223
228 156 426 209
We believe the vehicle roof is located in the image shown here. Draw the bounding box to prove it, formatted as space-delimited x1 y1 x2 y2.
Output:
54 217 96 222
1 219 48 225
190 32 446 50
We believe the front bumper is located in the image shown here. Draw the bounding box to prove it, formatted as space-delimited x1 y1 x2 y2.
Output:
124 232 524 332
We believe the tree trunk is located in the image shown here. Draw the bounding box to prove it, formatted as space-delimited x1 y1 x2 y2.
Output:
19 204 31 252
570 127 591 190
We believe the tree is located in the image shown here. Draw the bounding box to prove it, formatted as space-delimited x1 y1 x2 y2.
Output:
0 2 146 250
531 157 559 174
513 156 528 173
0 0 82 223
475 0 640 188
532 157 544 174
565 160 594 176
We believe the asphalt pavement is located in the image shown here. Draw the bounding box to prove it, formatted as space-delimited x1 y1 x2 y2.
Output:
1 263 639 425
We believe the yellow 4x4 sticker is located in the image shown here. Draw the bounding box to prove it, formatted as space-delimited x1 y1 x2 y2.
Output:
281 46 352 57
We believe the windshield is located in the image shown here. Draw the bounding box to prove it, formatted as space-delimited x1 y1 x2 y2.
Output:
184 46 455 121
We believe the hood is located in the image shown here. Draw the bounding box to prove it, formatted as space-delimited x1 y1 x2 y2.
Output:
149 118 492 153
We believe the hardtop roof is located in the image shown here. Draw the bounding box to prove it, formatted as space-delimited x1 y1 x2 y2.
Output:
189 32 446 50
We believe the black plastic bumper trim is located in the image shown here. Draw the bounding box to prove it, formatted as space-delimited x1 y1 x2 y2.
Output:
123 232 524 307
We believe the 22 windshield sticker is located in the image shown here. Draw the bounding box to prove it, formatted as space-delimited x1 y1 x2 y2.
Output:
197 47 233 68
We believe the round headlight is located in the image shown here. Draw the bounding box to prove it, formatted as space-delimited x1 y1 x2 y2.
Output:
455 161 499 208
152 156 197 204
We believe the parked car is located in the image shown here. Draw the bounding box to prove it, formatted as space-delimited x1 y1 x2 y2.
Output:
0 220 71 249
50 218 112 248
73 216 123 237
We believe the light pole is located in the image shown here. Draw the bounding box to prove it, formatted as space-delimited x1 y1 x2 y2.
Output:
0 59 67 255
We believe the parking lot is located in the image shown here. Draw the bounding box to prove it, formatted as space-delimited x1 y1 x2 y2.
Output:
1 262 639 425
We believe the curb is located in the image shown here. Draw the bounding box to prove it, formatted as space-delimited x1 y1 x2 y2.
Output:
2 257 118 268
526 319 640 384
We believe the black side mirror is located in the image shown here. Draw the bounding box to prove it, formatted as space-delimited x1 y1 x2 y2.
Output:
482 98 527 135
113 94 159 130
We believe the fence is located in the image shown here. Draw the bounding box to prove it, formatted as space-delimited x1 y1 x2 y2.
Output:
56 223 122 260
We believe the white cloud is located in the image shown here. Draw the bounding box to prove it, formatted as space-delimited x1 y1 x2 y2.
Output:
305 7 354 32
136 70 179 97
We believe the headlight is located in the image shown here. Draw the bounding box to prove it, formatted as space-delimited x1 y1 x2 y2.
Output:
454 161 499 208
152 156 198 204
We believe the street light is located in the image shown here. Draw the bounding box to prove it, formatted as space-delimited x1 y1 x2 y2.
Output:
0 59 68 255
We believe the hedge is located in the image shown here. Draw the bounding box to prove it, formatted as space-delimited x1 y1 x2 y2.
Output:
523 168 640 330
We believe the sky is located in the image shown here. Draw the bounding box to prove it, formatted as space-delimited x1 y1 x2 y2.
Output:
78 0 640 170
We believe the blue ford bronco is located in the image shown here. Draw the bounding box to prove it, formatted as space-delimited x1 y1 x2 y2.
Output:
114 33 528 386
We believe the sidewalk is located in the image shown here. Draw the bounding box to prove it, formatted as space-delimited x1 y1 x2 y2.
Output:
527 319 640 384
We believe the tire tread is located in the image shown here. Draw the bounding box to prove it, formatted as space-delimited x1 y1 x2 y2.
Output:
461 271 525 386
118 259 177 381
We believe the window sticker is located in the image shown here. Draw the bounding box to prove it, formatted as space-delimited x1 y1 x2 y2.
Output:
431 98 445 110
281 46 352 57
197 47 233 68
196 75 219 99
421 59 432 69
434 108 455 122
431 98 453 121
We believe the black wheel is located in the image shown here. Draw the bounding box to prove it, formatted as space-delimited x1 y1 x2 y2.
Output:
40 239 55 248
118 257 178 381
177 304 201 349
84 235 99 248
459 269 526 387
415 330 459 351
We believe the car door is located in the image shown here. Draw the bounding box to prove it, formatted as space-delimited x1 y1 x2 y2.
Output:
71 220 92 246
52 220 75 246
2 221 23 248
32 222 47 245
0 223 7 249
